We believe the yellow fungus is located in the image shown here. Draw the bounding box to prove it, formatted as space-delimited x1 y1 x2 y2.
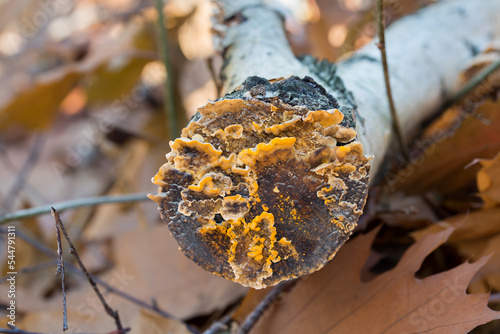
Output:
238 137 296 167
170 138 222 156
304 109 343 127
224 124 244 138
252 122 262 132
279 237 291 245
188 176 220 195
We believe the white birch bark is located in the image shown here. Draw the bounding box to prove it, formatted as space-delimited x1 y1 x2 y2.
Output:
216 0 500 178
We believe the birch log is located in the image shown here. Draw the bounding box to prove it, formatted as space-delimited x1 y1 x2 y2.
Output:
151 0 500 288
217 0 500 177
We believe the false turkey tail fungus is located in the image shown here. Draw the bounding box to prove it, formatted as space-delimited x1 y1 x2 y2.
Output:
150 76 370 289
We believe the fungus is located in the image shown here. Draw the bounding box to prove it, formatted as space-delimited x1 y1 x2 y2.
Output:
150 76 370 289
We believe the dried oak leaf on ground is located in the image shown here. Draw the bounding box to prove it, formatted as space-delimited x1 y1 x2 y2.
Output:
112 224 246 319
411 211 500 292
411 155 500 293
250 226 499 334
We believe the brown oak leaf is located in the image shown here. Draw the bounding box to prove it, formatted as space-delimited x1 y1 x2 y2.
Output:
250 226 499 334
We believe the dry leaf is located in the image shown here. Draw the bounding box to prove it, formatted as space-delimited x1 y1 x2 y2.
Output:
250 227 499 334
455 234 500 293
15 296 140 333
411 208 500 293
390 99 500 195
477 152 500 208
411 207 500 243
112 224 247 319
130 309 192 334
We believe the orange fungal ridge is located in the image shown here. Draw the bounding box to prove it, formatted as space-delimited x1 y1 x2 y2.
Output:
151 76 370 288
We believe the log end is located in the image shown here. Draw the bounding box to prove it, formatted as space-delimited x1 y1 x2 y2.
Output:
150 76 371 288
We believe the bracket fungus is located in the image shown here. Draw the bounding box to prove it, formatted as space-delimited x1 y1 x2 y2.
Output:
150 76 371 289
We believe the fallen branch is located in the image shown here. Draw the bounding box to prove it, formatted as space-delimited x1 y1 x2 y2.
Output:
0 192 149 224
217 0 500 176
51 208 124 332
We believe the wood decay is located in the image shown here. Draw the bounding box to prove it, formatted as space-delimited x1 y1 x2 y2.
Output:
150 77 369 288
151 0 500 288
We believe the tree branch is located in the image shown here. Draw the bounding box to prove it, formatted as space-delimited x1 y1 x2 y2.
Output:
0 192 149 224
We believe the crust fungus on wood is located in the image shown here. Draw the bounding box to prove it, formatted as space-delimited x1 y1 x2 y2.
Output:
150 76 370 288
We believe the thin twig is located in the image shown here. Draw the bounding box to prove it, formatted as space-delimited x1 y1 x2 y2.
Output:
206 57 223 98
0 328 47 334
0 327 131 334
0 226 181 324
52 208 124 332
0 260 57 284
238 280 297 334
0 192 149 224
203 310 235 334
55 220 68 331
376 0 409 160
154 0 179 138
440 57 500 111
0 144 49 214
3 134 45 212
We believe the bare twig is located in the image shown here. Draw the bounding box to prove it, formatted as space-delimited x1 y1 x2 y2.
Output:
0 226 186 332
0 327 130 334
0 144 49 214
54 219 68 331
3 134 45 212
0 328 47 334
154 0 179 138
206 57 223 98
376 0 409 160
441 57 500 111
237 280 298 334
203 311 234 334
0 192 149 224
0 260 57 284
52 209 124 332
